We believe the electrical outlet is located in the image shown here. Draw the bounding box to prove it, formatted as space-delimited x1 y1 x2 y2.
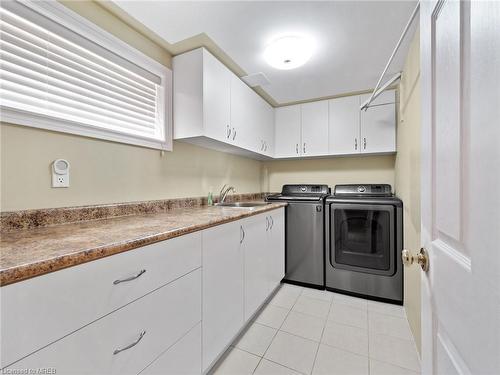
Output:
52 159 70 188
52 174 69 188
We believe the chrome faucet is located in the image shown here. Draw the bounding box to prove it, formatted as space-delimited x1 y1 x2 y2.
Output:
219 184 236 203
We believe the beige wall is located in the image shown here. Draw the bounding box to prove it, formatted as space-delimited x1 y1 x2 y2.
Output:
395 30 421 353
262 155 395 193
0 125 261 211
0 1 261 212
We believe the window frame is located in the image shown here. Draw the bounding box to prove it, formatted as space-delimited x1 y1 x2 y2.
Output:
0 0 172 151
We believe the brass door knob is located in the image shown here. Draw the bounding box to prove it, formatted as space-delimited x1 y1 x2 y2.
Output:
402 248 429 272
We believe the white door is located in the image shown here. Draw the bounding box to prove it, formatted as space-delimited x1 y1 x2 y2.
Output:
301 101 329 156
419 1 500 374
203 50 231 143
202 222 244 371
274 105 301 158
243 214 269 321
328 95 360 155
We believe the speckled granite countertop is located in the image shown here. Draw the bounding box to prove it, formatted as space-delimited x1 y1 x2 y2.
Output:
0 203 286 286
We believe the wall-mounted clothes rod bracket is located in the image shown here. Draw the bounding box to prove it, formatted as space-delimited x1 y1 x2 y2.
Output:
360 72 402 111
360 2 420 111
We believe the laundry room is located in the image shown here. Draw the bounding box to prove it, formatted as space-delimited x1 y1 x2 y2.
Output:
1 1 498 374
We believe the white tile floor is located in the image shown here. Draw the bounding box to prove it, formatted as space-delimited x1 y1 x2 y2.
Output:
211 284 420 375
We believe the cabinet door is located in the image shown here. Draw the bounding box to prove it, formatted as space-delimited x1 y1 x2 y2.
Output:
274 105 301 158
141 323 201 375
268 209 285 292
243 214 269 321
328 95 360 155
202 221 244 371
231 75 256 150
1 233 201 368
263 103 275 156
301 101 329 156
6 270 202 375
203 50 231 142
257 97 274 156
360 103 396 153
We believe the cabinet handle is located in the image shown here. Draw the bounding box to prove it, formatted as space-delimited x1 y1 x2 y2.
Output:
355 138 358 150
265 142 268 151
113 330 146 355
266 217 270 231
363 137 366 150
270 216 274 229
232 128 236 140
240 225 245 243
261 140 264 151
303 143 306 153
296 143 299 154
227 126 231 139
113 269 146 285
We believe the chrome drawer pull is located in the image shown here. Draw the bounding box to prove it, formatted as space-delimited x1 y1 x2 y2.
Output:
113 269 146 285
113 330 146 355
270 216 274 229
240 225 245 244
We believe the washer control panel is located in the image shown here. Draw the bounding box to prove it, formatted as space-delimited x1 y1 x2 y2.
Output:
334 184 392 196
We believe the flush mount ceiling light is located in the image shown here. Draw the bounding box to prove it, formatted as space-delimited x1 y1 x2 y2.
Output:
264 35 315 70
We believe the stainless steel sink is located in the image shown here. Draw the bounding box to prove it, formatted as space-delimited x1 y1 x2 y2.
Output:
215 201 270 208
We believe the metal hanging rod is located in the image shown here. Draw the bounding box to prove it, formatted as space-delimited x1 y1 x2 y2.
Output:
360 2 420 111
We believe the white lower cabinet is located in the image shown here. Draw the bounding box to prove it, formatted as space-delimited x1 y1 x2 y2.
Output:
1 233 202 368
267 209 285 293
201 208 285 372
140 323 202 375
6 269 202 375
2 208 285 375
201 221 244 371
243 214 269 321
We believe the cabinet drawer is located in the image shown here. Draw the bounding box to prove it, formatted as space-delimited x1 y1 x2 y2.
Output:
1 233 201 367
140 323 201 375
5 269 202 374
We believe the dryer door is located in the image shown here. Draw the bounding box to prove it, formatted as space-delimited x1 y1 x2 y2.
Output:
329 203 396 276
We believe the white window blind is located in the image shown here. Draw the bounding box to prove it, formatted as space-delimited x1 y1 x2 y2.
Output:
0 0 172 150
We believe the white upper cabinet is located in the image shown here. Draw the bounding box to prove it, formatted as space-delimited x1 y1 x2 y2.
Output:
328 95 360 155
359 90 396 153
255 95 275 157
173 48 274 159
275 105 301 157
360 102 396 153
174 47 396 160
301 101 329 156
204 51 232 143
230 75 255 149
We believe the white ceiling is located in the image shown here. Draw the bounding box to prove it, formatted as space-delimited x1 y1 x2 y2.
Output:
112 1 418 105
